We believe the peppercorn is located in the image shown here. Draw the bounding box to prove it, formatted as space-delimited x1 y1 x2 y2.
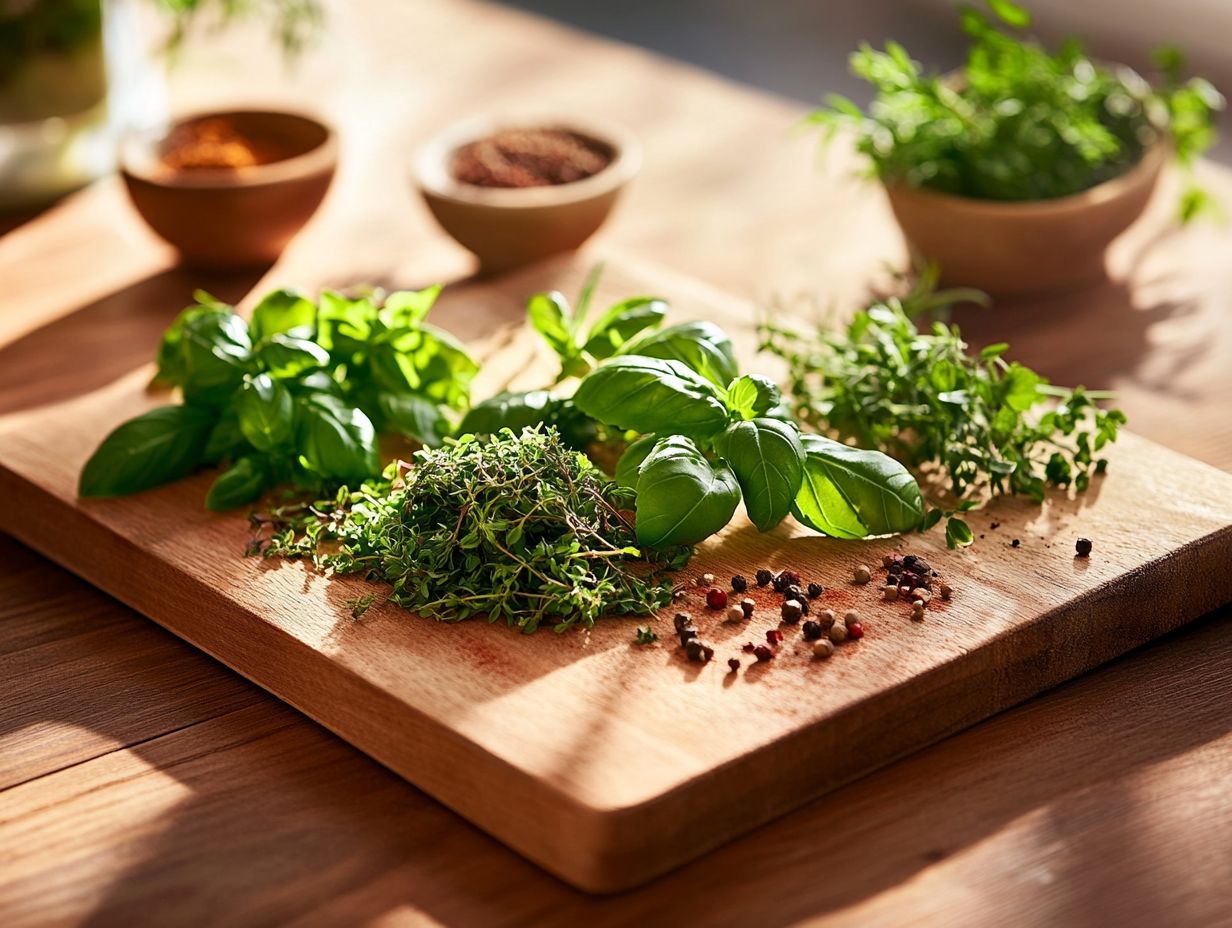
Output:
843 609 861 628
781 600 804 623
807 582 823 599
678 627 698 645
913 590 931 606
802 620 822 641
727 657 740 672
797 597 810 616
742 642 757 653
753 645 774 662
853 565 871 584
817 609 836 631
706 588 728 610
828 622 848 644
766 628 785 645
740 598 756 619
912 558 931 575
911 603 925 621
1075 537 1093 557
812 638 835 659
779 570 802 588
771 573 788 593
755 568 772 587
784 584 804 601
848 622 865 640
882 554 897 568
883 584 899 602
726 605 746 624
673 612 693 632
1011 539 1020 548
903 554 918 570
731 575 748 592
939 582 952 601
685 639 714 663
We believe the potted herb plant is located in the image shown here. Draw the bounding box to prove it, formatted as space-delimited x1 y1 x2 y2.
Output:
805 0 1224 295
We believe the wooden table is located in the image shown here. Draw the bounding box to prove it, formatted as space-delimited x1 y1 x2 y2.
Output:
2 1 1231 924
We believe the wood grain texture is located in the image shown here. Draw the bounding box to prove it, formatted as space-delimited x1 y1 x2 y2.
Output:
2 255 1231 892
3 0 1232 920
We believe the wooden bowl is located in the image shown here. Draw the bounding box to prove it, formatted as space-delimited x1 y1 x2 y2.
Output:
883 140 1168 296
121 110 337 269
413 116 640 274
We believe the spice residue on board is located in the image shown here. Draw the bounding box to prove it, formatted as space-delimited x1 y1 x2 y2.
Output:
452 128 613 188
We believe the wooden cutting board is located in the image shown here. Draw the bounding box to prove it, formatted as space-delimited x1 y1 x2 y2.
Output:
2 255 1231 893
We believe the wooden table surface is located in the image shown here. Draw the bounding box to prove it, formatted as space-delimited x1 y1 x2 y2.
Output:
2 1 1231 925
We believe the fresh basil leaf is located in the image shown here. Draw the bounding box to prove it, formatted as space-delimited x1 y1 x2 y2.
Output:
946 516 975 548
154 301 232 385
725 374 781 421
380 286 441 329
316 291 374 356
258 334 331 378
295 393 379 480
249 288 315 341
457 390 555 436
634 436 741 548
617 320 738 387
376 391 449 447
79 405 215 498
527 291 573 360
408 325 478 407
615 434 657 488
715 418 804 531
582 297 667 360
202 408 247 465
792 434 924 538
179 312 253 407
237 373 294 451
205 456 269 511
573 356 729 438
987 0 1030 28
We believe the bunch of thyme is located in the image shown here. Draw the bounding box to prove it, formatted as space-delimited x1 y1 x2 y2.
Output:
256 426 685 633
759 276 1126 546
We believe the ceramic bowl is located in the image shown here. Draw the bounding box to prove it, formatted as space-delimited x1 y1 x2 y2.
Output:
883 140 1168 296
413 116 641 274
120 109 337 269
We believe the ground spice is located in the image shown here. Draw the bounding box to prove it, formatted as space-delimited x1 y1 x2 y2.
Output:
160 117 286 172
452 127 612 188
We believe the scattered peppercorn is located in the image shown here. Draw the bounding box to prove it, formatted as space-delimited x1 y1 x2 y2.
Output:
780 570 802 588
882 554 897 568
853 565 871 584
678 627 698 645
766 628 785 645
843 609 861 628
673 612 692 633
912 558 931 574
802 620 822 641
903 554 919 570
797 598 810 616
848 622 865 640
755 568 772 587
812 638 835 659
727 657 740 672
828 622 848 643
781 600 804 623
784 584 804 601
753 645 774 662
706 588 729 610
883 585 899 602
771 573 788 593
726 605 746 623
807 582 823 599
740 598 756 619
684 639 715 663
731 575 748 592
698 572 716 586
911 603 925 621
1011 539 1020 548
939 582 952 600
817 609 836 631
1075 537 1093 557
742 642 757 653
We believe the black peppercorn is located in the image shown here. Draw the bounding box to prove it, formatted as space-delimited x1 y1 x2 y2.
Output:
731 575 748 592
807 582 823 599
685 639 714 663
802 620 822 641
755 568 772 587
912 558 931 574
784 584 804 600
673 612 693 633
753 645 774 662
678 627 698 646
771 573 788 593
727 657 740 672
1011 538 1021 548
1075 537 1093 557
781 600 804 623
902 554 918 570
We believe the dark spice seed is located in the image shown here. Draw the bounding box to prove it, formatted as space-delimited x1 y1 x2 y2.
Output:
673 613 692 633
706 589 729 610
731 575 748 592
807 582 823 599
802 620 822 641
753 645 774 662
742 642 757 653
740 598 756 619
727 657 740 672
755 568 772 586
1011 539 1021 548
771 573 788 593
781 600 803 624
903 555 918 569
784 584 804 601
678 628 698 645
766 628 785 645
1075 537 1093 557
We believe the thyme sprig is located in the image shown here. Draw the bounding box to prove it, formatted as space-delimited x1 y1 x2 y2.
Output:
255 426 686 633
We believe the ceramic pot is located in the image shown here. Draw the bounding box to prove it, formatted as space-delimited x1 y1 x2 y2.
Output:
413 116 640 274
121 109 337 269
883 140 1167 296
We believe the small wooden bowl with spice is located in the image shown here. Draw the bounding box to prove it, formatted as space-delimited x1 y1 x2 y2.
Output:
120 109 337 268
413 116 640 274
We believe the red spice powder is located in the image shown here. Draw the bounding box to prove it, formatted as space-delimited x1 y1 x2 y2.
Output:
452 127 613 188
160 117 287 172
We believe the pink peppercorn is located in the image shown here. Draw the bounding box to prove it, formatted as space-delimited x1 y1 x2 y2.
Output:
848 622 865 640
753 645 774 662
706 588 728 610
765 628 784 645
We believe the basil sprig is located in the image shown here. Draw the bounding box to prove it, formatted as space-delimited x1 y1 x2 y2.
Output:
79 286 476 510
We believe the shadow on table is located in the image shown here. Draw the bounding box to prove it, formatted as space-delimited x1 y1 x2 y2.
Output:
0 266 263 417
3 530 1229 927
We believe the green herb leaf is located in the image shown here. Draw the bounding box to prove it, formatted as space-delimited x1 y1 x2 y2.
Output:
725 374 781 420
258 334 331 378
458 390 556 436
295 393 379 480
614 433 657 488
205 455 269 511
634 436 741 548
79 405 215 498
178 311 253 407
792 434 924 538
237 373 295 451
573 356 729 438
381 286 441 328
715 418 805 531
527 291 573 360
582 297 668 360
249 288 315 341
375 391 450 447
617 320 738 387
945 516 975 548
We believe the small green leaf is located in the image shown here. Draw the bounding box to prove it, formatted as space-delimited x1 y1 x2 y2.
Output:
791 434 924 538
715 418 804 531
295 393 379 480
573 356 729 438
945 516 975 548
987 0 1031 28
205 456 269 511
178 312 253 407
527 291 573 360
258 334 331 378
634 436 741 548
617 320 738 387
376 391 450 447
380 286 441 328
79 405 215 498
237 374 295 451
582 297 668 360
615 434 657 488
725 374 781 420
250 288 316 341
457 390 556 437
